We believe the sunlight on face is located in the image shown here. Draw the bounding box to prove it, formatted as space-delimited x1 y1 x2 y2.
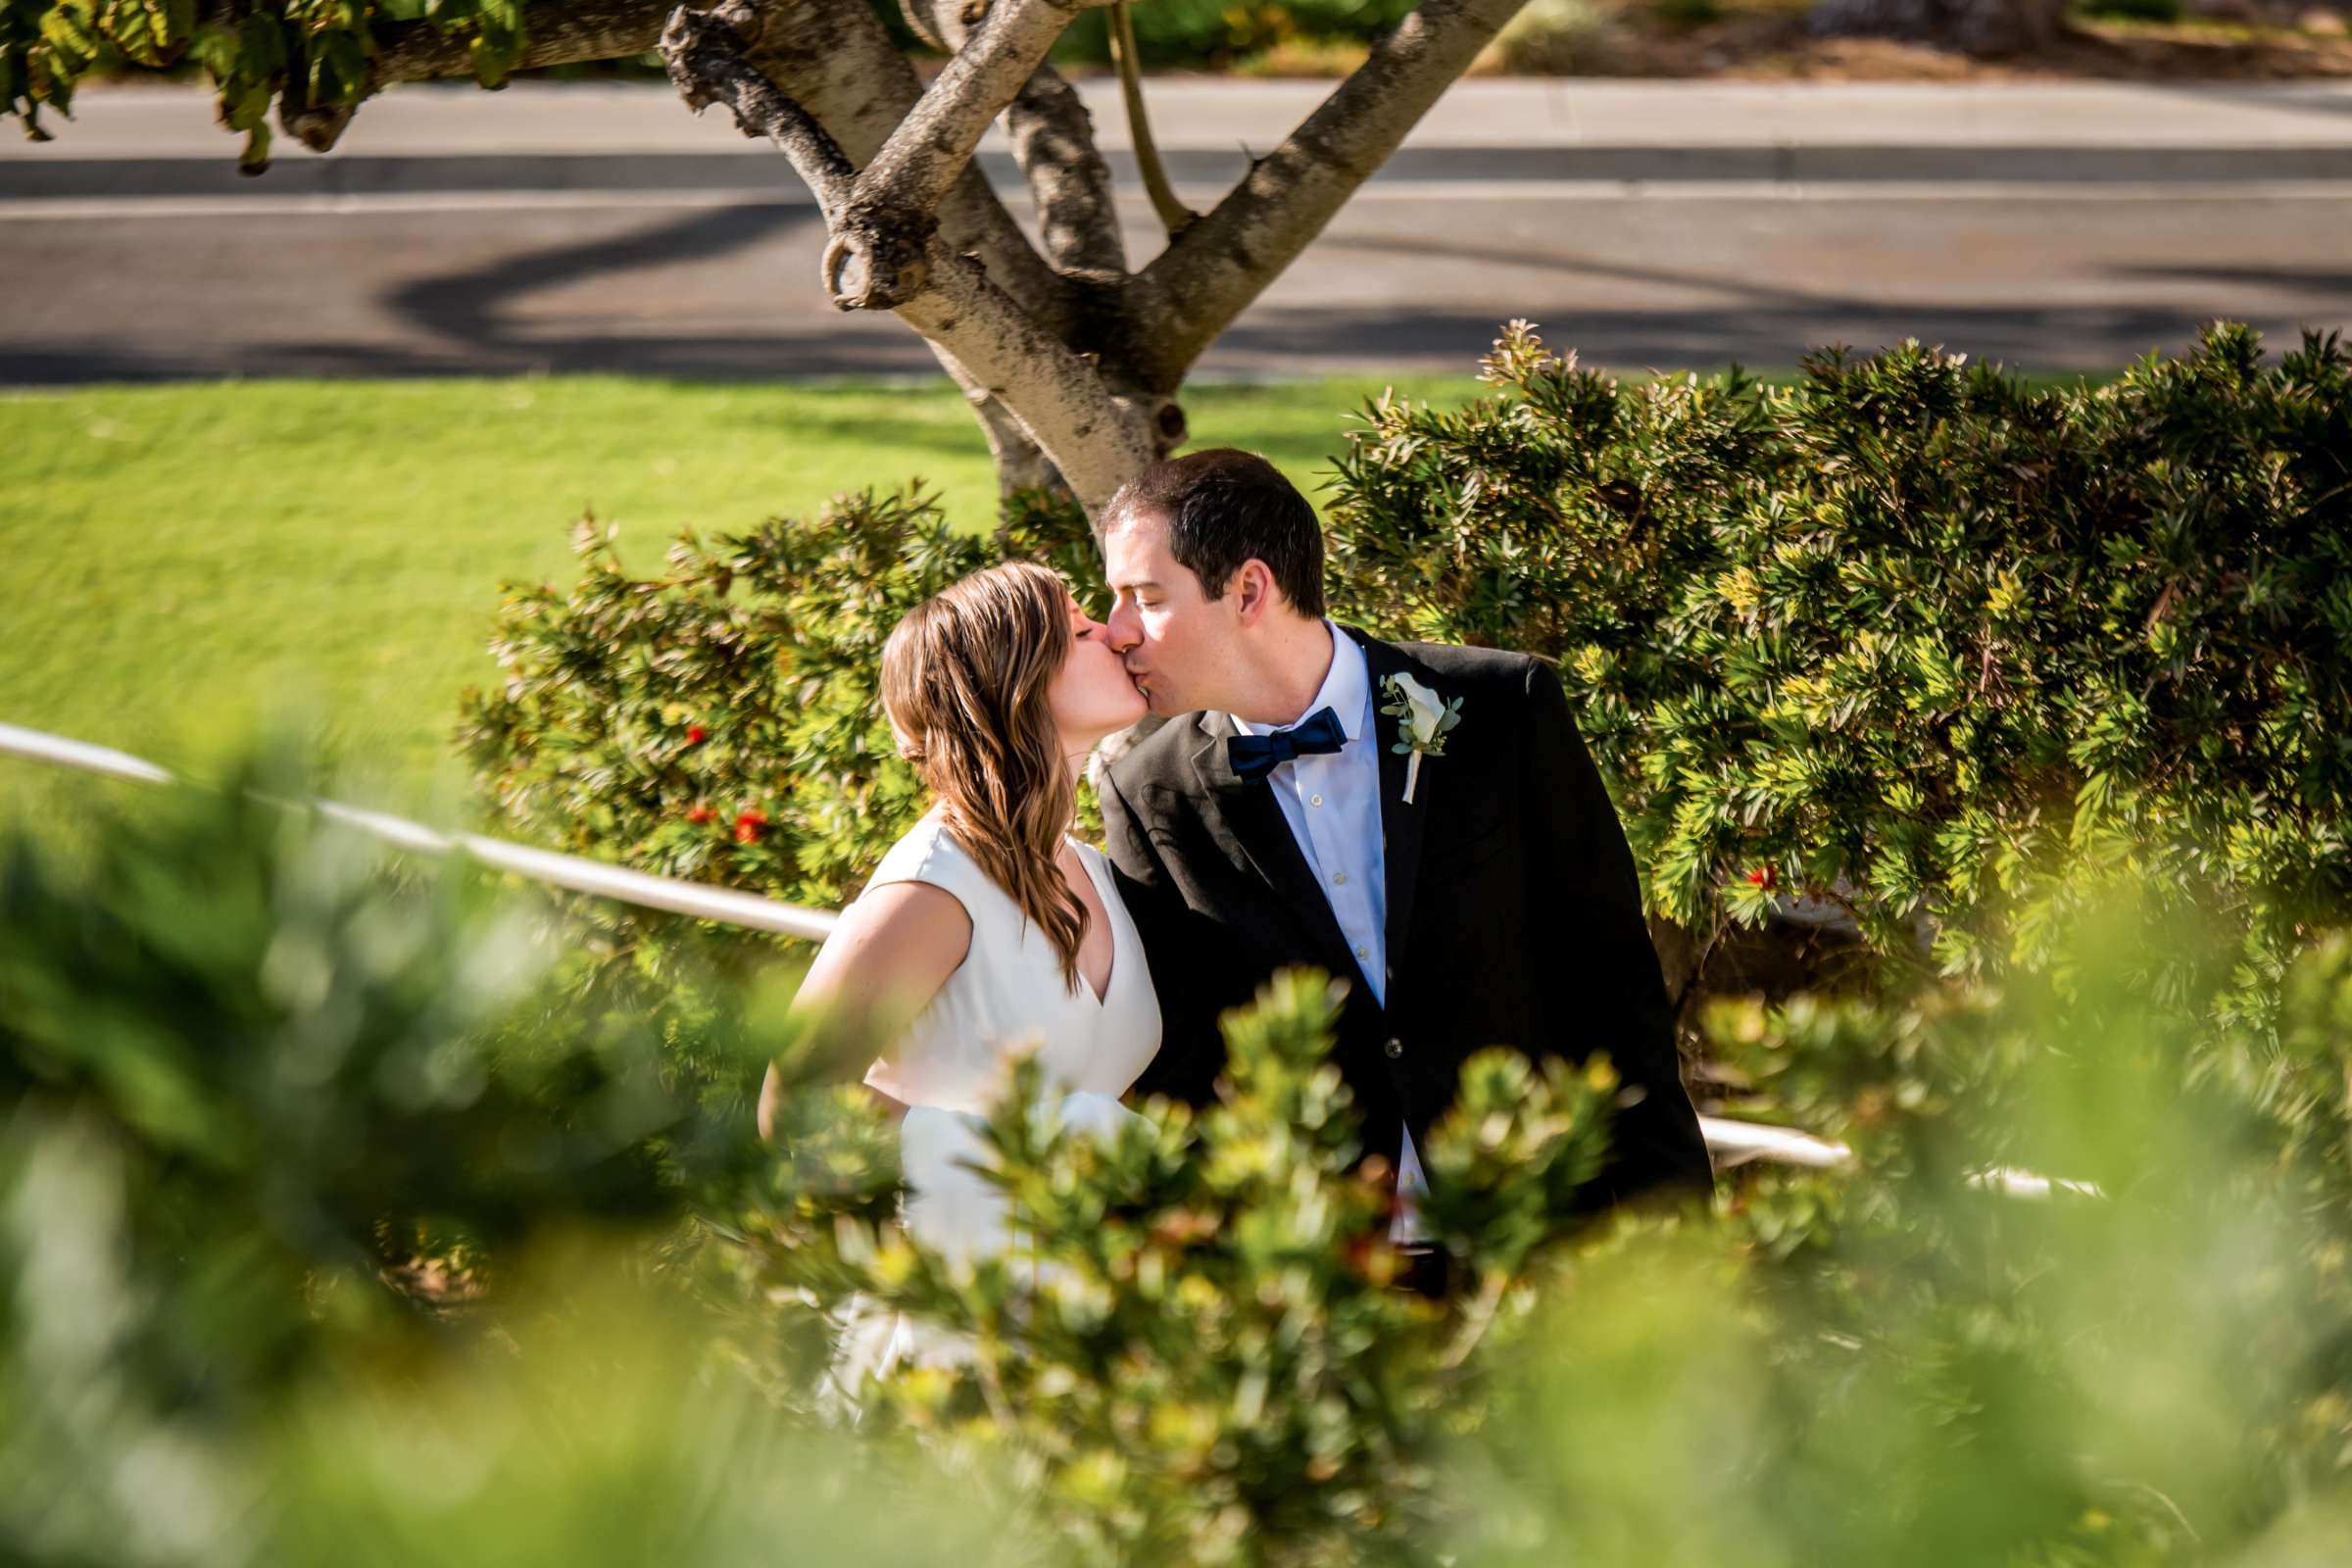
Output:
1049 588 1148 745
1101 512 1234 717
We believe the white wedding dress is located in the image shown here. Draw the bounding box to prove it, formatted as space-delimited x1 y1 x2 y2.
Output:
828 808 1161 1397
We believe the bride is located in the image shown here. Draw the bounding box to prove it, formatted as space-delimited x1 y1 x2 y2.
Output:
759 562 1161 1378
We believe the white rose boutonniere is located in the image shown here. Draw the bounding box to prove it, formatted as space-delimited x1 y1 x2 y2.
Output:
1378 672 1463 806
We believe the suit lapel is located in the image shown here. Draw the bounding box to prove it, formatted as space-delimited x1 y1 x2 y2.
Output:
1188 712 1362 986
1353 631 1431 1002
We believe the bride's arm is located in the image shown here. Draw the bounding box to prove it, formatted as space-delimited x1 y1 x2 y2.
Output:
755 881 973 1143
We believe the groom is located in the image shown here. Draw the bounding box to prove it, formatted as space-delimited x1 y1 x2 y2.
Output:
1097 449 1713 1250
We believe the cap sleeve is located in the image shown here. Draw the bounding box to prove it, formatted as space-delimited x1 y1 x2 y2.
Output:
863 813 998 918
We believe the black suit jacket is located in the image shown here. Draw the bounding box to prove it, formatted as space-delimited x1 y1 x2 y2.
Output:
1099 626 1714 1215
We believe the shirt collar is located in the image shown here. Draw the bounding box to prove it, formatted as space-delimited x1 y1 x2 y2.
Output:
1230 620 1370 742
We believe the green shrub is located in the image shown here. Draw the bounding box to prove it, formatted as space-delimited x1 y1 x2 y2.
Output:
0 738 726 1486
1324 320 2352 1029
725 966 1629 1565
461 323 2351 1053
1056 0 1423 68
8 739 2352 1567
453 485 1101 1031
719 896 2352 1567
1685 910 2352 1563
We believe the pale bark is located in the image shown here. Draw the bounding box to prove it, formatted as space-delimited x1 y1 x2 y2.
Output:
1003 67 1126 277
964 376 1072 495
663 4 1152 517
891 255 1153 515
318 0 1547 504
848 0 1098 228
664 9 856 210
736 0 1070 339
1107 0 1195 239
1131 0 1531 390
689 0 1086 483
372 1 682 85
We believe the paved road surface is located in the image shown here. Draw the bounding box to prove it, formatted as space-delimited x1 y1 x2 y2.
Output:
6 80 2349 381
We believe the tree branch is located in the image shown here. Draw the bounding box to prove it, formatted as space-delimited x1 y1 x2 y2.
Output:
894 254 1152 515
662 7 856 220
1107 0 1194 239
1003 66 1127 277
738 0 1073 342
372 1 684 85
662 4 1150 516
819 0 1107 315
851 0 1104 224
364 0 1069 338
902 0 1126 282
1130 0 1529 387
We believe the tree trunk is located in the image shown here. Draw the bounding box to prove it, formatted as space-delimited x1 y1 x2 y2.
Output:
134 0 1542 515
964 377 1189 503
1806 0 2070 54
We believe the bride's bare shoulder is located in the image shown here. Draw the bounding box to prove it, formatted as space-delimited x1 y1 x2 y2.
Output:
798 876 973 1022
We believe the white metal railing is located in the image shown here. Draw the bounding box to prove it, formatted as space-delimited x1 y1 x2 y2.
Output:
0 722 837 943
6 720 2095 1191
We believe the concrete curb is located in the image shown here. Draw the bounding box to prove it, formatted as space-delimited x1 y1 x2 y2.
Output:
11 143 2352 202
11 77 2352 160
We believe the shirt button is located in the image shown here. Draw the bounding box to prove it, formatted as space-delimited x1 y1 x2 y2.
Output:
1332 872 1347 886
1354 945 1369 959
1310 794 1324 808
1384 1037 1404 1059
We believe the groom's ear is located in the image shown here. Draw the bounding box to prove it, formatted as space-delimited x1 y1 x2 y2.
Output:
1230 558 1282 626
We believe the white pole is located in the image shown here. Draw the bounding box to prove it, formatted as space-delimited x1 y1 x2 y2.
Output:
0 721 840 943
3 720 2101 1192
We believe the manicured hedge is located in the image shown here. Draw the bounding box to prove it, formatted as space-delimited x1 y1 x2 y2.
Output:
463 322 2351 1044
1326 321 2352 1024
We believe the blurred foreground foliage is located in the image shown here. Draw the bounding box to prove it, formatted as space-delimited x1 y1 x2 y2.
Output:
1 0 530 172
6 741 2352 1565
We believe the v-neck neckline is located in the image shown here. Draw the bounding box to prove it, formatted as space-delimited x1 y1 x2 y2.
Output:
1067 840 1118 1009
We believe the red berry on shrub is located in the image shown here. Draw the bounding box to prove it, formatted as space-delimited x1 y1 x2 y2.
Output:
733 808 769 844
686 724 708 745
685 803 715 825
1746 865 1778 890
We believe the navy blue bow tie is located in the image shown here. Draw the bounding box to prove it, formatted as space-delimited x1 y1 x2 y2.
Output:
1227 707 1347 782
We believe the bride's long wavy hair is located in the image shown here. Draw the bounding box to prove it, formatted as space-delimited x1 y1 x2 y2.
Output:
879 562 1088 992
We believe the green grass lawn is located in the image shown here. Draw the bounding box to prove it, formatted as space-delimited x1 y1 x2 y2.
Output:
0 374 1485 836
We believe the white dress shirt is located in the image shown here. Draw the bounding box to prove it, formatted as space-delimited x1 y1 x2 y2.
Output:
1229 621 1430 1243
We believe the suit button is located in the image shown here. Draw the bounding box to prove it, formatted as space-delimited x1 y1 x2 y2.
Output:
1383 1037 1403 1059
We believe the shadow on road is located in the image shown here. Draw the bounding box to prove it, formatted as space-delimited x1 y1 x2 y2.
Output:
379 202 828 366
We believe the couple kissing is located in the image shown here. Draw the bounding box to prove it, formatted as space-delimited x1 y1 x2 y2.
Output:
765 446 1714 1378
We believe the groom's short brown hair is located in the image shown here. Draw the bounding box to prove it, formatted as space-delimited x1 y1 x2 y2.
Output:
1101 448 1327 619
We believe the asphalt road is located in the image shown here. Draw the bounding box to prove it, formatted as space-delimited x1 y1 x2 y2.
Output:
7 82 2350 382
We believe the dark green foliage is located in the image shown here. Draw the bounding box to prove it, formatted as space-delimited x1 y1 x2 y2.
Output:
0 1 527 171
725 969 1626 1565
453 485 1100 981
1325 321 2352 1026
2075 0 2182 20
1056 0 1422 68
6 738 2352 1566
1674 914 2352 1565
0 742 706 1405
